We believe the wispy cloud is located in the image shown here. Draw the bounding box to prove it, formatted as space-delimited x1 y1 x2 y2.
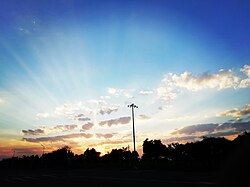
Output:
107 88 134 98
18 27 31 35
23 133 93 143
37 99 120 121
99 117 131 127
54 103 83 118
36 112 50 119
17 19 38 35
22 129 45 136
137 114 151 120
139 90 154 95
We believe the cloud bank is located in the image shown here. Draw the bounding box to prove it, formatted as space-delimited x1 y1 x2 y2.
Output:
171 121 250 137
163 121 250 144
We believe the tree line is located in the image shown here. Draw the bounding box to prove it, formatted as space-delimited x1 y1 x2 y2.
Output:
0 131 249 171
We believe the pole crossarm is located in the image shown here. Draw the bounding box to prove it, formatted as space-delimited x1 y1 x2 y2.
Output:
128 103 138 152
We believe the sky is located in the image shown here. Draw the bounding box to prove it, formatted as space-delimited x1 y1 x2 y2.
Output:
0 0 250 159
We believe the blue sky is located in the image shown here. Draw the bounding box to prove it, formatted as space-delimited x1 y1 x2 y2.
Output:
0 0 250 158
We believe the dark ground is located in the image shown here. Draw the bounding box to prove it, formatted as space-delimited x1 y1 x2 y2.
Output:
0 169 218 187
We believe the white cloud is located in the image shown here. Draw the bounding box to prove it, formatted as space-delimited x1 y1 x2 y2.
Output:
54 103 82 117
87 99 107 105
100 95 111 99
139 90 154 95
156 65 249 103
163 69 240 91
36 112 50 119
107 88 134 98
107 88 117 95
239 65 250 88
52 99 120 119
157 86 177 102
241 65 250 77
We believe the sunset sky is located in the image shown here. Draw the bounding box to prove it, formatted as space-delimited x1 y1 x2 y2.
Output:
0 0 250 159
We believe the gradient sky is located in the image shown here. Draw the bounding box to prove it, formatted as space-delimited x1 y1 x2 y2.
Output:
0 0 250 159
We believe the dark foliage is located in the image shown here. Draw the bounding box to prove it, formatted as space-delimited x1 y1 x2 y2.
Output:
0 132 249 172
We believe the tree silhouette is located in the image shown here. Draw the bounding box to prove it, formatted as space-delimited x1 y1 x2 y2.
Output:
0 132 249 173
142 139 167 160
42 146 74 168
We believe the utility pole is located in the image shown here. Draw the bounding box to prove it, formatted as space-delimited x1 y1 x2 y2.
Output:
128 103 138 152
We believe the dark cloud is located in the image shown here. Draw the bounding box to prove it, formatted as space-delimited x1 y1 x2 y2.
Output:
74 114 91 121
167 121 250 144
23 133 93 143
76 114 84 118
22 129 45 136
78 117 91 121
99 116 131 127
95 133 114 139
53 125 77 131
81 122 94 131
217 121 250 132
